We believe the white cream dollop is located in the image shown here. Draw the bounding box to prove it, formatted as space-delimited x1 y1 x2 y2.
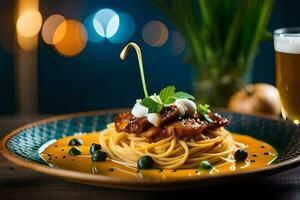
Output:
132 97 196 127
146 113 162 127
131 100 148 118
175 99 196 117
131 95 161 118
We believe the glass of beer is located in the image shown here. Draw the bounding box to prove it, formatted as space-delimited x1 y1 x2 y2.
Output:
274 27 300 124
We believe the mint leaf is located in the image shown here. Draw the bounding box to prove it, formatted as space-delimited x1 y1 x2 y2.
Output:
173 91 194 100
140 97 163 113
197 104 210 115
159 85 176 104
139 86 195 114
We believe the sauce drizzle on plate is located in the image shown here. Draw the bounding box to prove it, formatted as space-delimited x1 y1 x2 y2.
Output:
40 132 277 181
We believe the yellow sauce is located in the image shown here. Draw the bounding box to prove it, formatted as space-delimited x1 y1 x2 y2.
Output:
40 133 277 180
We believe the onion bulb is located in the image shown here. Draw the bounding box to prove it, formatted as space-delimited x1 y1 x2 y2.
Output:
228 83 281 116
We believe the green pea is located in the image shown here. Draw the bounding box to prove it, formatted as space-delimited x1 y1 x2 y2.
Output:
92 150 107 161
68 138 83 146
137 156 154 170
90 143 101 154
199 160 212 170
69 147 81 156
234 149 248 162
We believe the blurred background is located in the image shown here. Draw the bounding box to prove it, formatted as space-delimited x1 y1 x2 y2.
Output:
0 0 298 115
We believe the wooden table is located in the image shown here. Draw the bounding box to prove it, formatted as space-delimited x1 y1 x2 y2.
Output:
1 116 300 199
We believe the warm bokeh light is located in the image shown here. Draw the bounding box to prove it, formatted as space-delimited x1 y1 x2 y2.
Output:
142 20 168 47
17 34 38 51
16 10 42 38
53 20 87 57
171 31 186 55
93 8 119 39
42 14 66 45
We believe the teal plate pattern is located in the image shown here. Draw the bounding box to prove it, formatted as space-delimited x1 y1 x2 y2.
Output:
5 113 116 165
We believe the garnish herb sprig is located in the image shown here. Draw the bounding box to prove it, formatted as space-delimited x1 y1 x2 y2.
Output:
140 85 194 113
197 104 210 115
120 42 194 113
197 104 213 123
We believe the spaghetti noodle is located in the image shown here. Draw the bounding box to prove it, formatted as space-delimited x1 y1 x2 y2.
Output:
99 123 246 169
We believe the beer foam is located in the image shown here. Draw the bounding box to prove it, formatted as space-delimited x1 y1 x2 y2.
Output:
274 35 300 54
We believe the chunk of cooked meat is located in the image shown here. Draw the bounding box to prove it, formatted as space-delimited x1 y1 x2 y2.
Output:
161 118 207 138
115 105 179 133
207 112 229 130
114 112 151 133
159 105 179 126
126 117 151 133
114 109 230 142
115 112 132 132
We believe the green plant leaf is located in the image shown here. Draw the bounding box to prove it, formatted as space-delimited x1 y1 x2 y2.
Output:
197 104 210 115
159 85 176 104
173 91 195 100
140 97 163 113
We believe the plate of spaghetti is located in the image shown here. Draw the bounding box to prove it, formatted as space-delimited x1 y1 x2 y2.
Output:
1 43 300 190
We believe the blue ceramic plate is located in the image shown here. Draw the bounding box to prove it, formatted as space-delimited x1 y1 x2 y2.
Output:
1 109 300 190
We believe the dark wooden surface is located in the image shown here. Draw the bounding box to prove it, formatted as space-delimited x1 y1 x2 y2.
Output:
1 116 300 200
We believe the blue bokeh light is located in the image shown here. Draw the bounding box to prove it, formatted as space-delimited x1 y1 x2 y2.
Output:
109 12 135 44
93 8 119 39
83 15 104 43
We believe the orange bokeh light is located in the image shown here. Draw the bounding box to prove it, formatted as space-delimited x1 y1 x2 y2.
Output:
53 19 87 57
42 14 66 45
